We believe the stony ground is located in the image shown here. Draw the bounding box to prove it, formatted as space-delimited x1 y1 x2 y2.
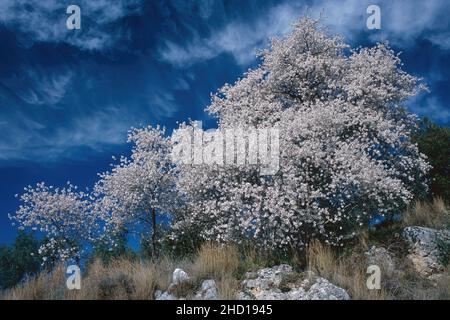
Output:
156 224 450 300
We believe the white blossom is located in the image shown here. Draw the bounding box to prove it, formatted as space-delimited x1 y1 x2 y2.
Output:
94 125 178 249
171 18 430 249
10 182 99 262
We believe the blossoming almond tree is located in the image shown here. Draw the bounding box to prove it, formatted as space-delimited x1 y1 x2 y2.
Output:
172 18 430 249
94 125 178 256
10 182 100 263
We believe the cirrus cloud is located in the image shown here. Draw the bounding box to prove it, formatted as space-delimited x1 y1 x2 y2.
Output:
0 0 143 51
158 0 450 67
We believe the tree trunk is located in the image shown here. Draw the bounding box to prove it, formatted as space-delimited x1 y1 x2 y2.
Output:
151 207 158 258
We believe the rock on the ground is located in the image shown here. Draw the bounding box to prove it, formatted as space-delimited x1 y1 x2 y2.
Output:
403 226 450 276
237 291 255 300
154 268 191 300
254 288 291 300
172 268 190 285
237 265 349 300
195 279 219 300
157 264 350 300
365 246 395 275
155 290 177 300
288 288 308 300
241 264 294 292
306 278 350 300
154 289 162 299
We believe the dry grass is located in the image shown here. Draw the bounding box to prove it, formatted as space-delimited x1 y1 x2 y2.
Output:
1 243 241 300
72 259 157 299
2 237 450 300
190 242 240 280
189 242 240 299
0 264 67 300
303 198 450 300
216 273 238 300
307 237 450 300
307 240 336 279
307 240 387 300
428 272 450 300
403 197 449 229
1 259 166 300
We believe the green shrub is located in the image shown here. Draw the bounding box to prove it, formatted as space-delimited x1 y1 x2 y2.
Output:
0 231 41 289
413 118 450 202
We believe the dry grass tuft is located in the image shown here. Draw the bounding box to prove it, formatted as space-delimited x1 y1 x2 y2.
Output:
216 273 238 299
403 197 449 229
307 240 387 300
1 264 67 300
190 242 240 280
307 240 336 279
188 242 241 299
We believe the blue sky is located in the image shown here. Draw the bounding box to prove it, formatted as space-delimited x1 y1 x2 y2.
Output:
0 0 449 244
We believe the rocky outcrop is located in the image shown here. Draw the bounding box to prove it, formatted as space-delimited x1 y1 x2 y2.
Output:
306 278 351 300
241 264 294 291
237 265 350 300
403 226 450 276
195 279 219 300
155 265 349 300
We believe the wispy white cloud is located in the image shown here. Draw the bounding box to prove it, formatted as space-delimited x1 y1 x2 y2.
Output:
0 0 143 51
147 91 179 119
311 0 450 48
57 107 134 148
19 69 74 105
407 95 450 125
428 32 450 50
0 105 139 162
1 0 448 164
159 3 300 67
159 0 450 67
405 67 450 125
0 70 191 162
